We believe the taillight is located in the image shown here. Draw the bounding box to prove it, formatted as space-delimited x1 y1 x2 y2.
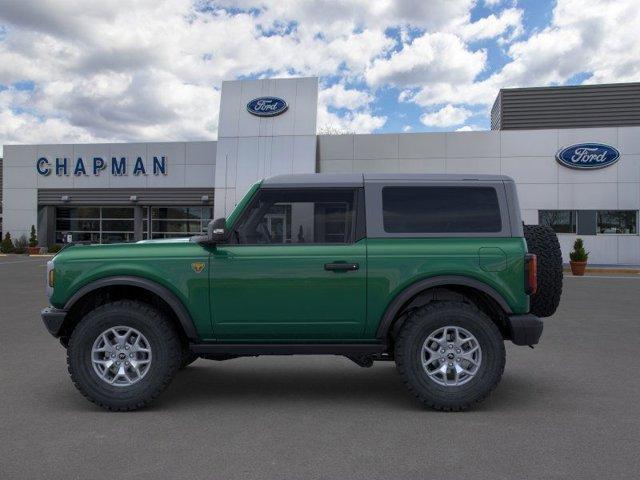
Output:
525 253 537 295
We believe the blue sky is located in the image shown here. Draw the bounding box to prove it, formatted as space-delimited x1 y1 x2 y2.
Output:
0 0 638 149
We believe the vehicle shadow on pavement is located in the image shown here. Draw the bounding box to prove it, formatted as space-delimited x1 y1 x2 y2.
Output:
44 359 547 413
157 361 546 413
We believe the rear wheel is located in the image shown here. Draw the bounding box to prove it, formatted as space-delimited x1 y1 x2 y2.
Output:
67 300 181 411
524 224 563 318
395 301 505 411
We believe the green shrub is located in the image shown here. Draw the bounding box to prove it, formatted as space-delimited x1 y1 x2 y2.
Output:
1 232 14 253
13 235 28 254
48 244 62 253
29 225 38 248
569 238 589 262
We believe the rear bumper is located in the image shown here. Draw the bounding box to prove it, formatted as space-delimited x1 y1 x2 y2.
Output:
41 307 67 337
507 314 543 346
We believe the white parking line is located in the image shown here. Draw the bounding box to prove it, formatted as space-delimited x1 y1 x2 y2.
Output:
565 275 640 279
0 259 48 266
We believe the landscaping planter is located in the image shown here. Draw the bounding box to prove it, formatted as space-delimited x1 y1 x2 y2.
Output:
570 261 587 276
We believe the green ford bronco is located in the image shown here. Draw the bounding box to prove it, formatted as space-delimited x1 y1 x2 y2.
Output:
42 173 562 411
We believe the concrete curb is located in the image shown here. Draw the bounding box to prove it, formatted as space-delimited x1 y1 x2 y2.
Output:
563 266 640 276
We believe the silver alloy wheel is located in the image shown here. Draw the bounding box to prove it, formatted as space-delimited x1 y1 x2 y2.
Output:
420 325 482 387
91 326 152 387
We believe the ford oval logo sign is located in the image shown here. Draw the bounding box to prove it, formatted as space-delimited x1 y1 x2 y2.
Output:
556 143 620 170
246 97 288 117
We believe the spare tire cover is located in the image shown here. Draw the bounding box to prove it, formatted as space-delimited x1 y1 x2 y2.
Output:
523 224 563 318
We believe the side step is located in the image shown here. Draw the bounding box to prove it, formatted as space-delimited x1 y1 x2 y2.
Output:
189 343 387 356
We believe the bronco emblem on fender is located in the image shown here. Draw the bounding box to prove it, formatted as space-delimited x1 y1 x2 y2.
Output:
191 262 206 273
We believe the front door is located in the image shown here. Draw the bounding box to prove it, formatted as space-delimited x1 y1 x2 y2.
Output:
210 187 366 341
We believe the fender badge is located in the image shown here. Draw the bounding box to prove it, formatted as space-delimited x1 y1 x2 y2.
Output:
191 262 206 273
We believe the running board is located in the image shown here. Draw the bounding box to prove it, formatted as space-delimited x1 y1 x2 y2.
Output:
189 343 387 356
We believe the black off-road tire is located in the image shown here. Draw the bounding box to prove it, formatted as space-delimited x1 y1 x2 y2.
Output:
67 300 181 411
395 301 506 411
524 224 563 318
180 350 199 369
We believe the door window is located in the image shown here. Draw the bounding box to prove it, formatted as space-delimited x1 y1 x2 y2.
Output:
232 189 356 245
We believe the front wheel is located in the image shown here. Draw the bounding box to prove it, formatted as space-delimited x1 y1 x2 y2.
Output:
395 301 505 411
67 300 181 411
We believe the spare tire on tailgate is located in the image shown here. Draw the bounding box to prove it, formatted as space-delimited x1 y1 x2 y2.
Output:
524 225 563 318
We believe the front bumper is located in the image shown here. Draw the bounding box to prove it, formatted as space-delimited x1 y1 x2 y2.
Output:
507 314 543 346
41 307 67 337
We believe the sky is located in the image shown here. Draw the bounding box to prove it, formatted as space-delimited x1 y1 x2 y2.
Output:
0 0 639 154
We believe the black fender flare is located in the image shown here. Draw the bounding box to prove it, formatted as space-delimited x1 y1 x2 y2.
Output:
375 275 513 339
64 276 199 341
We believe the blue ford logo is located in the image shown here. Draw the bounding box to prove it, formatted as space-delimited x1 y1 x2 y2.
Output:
247 97 288 117
556 143 620 170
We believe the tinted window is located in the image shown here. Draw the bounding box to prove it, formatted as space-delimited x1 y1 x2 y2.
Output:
382 186 502 233
597 210 637 234
233 189 355 244
539 210 577 233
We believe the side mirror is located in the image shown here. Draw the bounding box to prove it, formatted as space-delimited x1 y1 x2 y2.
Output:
192 217 227 245
208 217 227 244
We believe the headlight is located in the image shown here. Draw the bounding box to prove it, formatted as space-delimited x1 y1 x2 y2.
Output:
46 260 55 298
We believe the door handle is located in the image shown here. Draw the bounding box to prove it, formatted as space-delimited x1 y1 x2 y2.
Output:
324 262 359 272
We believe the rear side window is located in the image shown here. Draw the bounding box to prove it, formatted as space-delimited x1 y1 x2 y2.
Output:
382 186 502 233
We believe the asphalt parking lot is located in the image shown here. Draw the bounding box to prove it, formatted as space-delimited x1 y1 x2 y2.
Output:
1 256 639 479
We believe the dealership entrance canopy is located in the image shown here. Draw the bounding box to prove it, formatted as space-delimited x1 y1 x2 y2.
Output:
2 78 640 264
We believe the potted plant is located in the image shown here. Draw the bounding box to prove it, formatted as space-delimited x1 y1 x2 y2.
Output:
569 238 589 276
28 225 40 255
1 232 14 254
13 235 28 254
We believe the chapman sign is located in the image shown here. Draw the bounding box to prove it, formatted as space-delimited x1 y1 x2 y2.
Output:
246 97 288 117
556 143 620 170
36 156 168 177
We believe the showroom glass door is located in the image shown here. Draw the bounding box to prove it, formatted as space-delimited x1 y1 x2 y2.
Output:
55 207 135 244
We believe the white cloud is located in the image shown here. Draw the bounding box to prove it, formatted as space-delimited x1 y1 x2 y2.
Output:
405 0 640 110
366 32 486 87
212 0 476 32
319 84 373 110
458 7 523 42
317 107 387 134
0 0 638 148
456 124 483 131
317 82 384 133
420 105 472 127
402 125 412 132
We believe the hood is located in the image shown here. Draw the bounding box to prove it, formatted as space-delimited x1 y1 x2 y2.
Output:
136 238 191 244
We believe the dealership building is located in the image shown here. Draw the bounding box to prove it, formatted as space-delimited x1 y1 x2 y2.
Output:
2 78 640 264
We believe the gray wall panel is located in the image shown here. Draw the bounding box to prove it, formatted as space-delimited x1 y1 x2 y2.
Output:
577 210 597 235
492 83 640 130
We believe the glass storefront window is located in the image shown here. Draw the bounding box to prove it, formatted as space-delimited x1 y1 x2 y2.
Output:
597 211 638 234
55 205 214 243
144 206 214 239
55 206 134 244
539 210 577 233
